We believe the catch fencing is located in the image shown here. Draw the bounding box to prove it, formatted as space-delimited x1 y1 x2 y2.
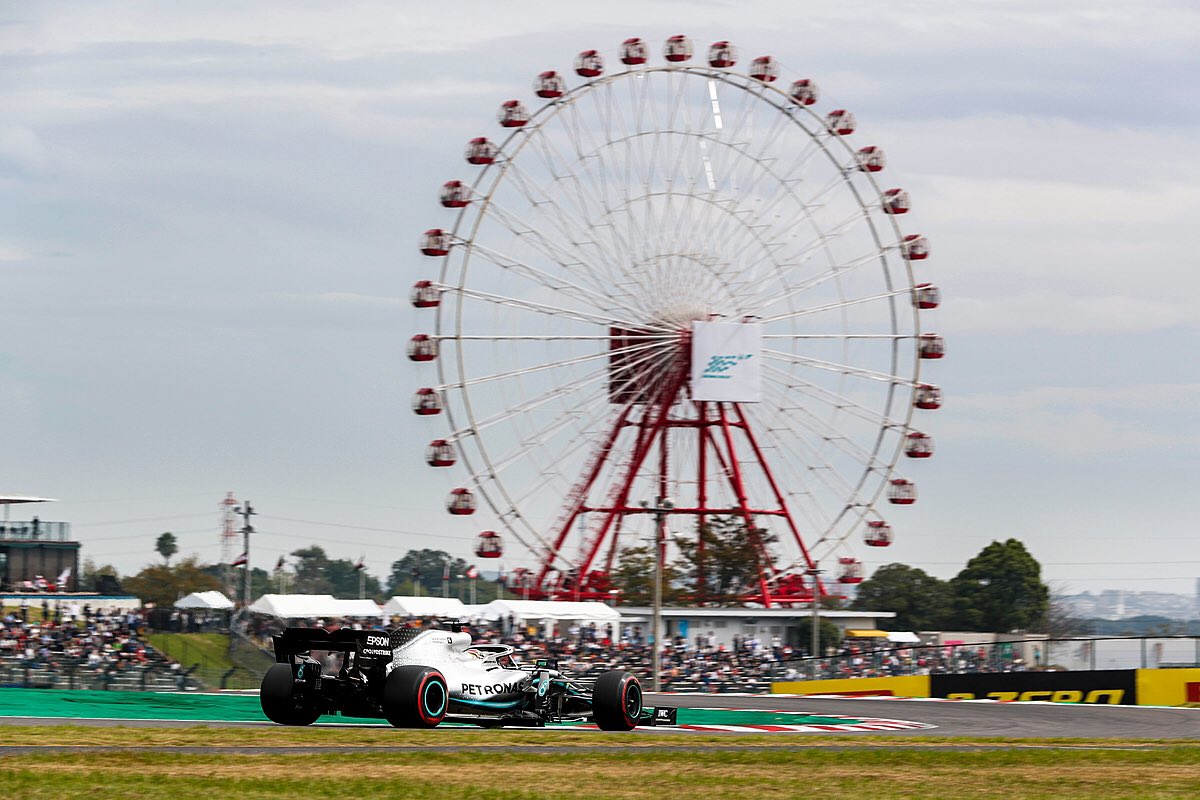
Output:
779 635 1200 680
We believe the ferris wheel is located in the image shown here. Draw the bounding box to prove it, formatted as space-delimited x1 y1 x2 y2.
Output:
408 36 943 605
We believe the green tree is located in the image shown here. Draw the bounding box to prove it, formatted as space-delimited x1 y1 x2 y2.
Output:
80 558 122 593
949 539 1050 632
387 549 469 596
792 617 843 656
673 517 776 605
851 563 954 630
608 545 685 606
155 532 178 565
290 546 381 599
290 546 334 594
123 556 221 607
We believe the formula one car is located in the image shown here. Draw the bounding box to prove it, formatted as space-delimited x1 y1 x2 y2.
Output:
260 626 674 730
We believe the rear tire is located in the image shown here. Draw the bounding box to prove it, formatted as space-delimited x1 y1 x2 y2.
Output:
384 665 448 728
260 663 321 726
592 670 642 731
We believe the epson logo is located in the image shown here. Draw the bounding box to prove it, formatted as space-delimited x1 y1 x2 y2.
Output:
366 635 390 647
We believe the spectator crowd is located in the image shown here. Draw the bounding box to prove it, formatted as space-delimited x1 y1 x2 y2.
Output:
0 602 185 689
3 602 1036 694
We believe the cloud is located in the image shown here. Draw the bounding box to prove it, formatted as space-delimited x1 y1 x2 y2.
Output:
938 383 1200 455
0 243 31 261
943 293 1197 335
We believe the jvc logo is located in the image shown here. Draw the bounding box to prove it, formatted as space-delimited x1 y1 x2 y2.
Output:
702 353 753 379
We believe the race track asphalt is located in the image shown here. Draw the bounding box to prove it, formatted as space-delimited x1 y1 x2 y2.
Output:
649 693 1200 738
0 691 1197 738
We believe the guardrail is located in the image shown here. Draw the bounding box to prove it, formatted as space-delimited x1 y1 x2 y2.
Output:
0 521 72 541
0 657 198 691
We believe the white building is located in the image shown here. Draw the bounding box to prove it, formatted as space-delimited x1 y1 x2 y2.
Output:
616 606 896 650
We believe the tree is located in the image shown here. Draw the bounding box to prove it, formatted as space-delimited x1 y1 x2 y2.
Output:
851 563 954 631
792 617 843 656
123 556 221 607
1044 583 1093 638
949 539 1050 633
674 517 776 605
608 545 685 606
291 546 381 599
290 546 334 594
387 549 469 596
80 558 122 594
155 532 178 565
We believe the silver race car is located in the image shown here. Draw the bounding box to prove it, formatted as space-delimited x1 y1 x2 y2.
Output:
260 626 673 730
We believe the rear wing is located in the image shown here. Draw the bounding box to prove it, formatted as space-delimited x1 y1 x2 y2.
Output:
272 627 424 663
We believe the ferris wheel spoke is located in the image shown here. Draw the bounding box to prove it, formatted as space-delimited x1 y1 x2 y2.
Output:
762 363 907 431
759 287 911 324
520 126 647 282
465 242 649 320
737 404 849 545
445 283 676 333
547 99 649 273
481 194 619 282
759 369 898 474
447 367 609 441
562 102 638 270
448 341 655 389
501 159 635 271
748 414 874 552
762 348 915 387
761 333 907 340
755 376 891 491
476 404 609 479
504 138 648 293
754 248 897 314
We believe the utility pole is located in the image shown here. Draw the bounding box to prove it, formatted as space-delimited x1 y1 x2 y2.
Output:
806 563 823 679
640 496 674 693
235 501 256 611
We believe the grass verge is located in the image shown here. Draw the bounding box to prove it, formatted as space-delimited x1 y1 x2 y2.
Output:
0 737 1198 799
2 725 1200 749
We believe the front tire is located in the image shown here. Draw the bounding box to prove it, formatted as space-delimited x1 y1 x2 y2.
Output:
592 670 642 731
260 663 321 726
384 665 448 728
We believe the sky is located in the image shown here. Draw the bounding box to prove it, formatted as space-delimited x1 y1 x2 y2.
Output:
2 1 1198 598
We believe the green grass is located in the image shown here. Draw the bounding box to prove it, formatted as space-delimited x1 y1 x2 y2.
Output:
143 633 267 690
2 725 1198 749
0 734 1198 799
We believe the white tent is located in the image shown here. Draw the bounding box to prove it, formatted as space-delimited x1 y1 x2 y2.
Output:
247 594 384 619
174 591 234 610
886 631 922 644
382 596 466 618
482 599 621 624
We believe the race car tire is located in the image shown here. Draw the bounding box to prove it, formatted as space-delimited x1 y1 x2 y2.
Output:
384 665 448 728
592 670 642 731
260 663 322 726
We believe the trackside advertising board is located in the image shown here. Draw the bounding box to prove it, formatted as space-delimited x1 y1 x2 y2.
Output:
929 670 1137 705
690 321 762 402
773 668 1200 705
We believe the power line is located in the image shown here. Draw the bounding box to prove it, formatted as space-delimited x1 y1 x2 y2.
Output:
74 512 214 527
259 515 477 541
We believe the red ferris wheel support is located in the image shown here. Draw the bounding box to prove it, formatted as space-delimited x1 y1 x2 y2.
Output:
525 340 828 607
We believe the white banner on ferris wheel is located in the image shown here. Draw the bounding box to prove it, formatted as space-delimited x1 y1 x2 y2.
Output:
690 321 763 402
